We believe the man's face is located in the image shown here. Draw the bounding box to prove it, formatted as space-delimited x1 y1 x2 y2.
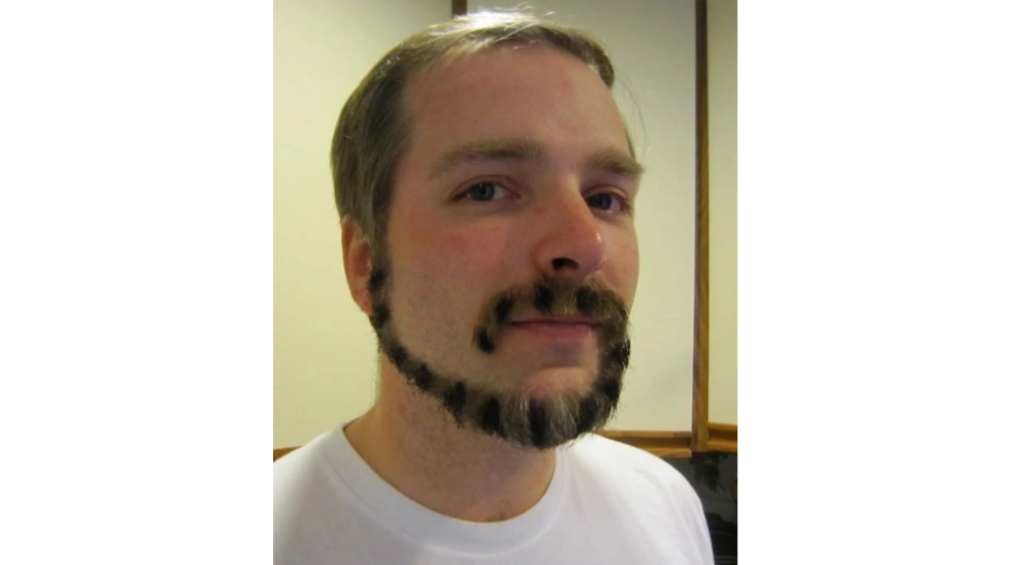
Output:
370 45 640 449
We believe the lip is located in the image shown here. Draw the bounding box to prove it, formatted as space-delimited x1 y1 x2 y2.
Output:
508 319 599 339
511 315 600 324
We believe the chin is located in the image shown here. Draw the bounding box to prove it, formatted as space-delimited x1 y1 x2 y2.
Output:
513 365 599 399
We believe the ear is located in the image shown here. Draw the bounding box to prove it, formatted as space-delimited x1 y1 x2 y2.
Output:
341 217 374 316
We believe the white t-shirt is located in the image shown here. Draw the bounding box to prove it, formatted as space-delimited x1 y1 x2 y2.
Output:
275 425 714 564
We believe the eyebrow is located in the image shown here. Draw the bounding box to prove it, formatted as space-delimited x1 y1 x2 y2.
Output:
586 148 645 182
427 137 644 183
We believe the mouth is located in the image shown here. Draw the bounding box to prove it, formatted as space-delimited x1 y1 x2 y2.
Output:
508 317 600 339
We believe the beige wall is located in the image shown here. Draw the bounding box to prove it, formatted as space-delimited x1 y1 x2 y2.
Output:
274 0 450 448
708 0 738 424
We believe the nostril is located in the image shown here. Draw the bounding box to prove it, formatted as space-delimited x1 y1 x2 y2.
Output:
551 257 578 271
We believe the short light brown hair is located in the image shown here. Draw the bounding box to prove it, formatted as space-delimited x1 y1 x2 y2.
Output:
330 10 620 248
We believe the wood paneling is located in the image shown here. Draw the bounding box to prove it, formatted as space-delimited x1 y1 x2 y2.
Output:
601 430 693 458
692 0 711 452
705 422 737 452
274 447 297 461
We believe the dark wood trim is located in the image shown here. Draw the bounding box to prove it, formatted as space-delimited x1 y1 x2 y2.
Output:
452 0 467 17
707 422 737 439
707 438 740 453
692 0 738 457
274 428 726 461
705 422 736 452
600 430 693 459
704 438 736 452
274 447 297 461
691 0 710 452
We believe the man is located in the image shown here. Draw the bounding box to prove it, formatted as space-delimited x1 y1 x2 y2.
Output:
275 10 714 564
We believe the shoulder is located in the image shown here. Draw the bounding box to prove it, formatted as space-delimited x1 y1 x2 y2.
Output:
566 433 669 464
563 433 703 508
274 433 328 490
275 431 356 564
560 434 713 562
274 432 338 527
566 434 688 482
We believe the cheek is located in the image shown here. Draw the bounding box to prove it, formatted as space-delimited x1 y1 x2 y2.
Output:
609 233 640 306
431 230 510 283
392 225 511 301
389 227 516 353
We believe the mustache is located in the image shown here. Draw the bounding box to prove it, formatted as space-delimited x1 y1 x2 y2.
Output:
473 277 629 354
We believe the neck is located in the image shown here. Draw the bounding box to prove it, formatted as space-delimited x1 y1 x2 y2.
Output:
344 359 556 523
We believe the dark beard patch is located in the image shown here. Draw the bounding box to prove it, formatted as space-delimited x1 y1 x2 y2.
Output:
411 362 435 392
575 286 599 315
607 339 631 370
576 396 601 435
472 290 522 355
367 268 387 293
479 397 502 436
494 296 513 325
442 381 467 423
370 303 391 329
528 402 549 449
383 342 408 369
596 375 622 405
474 328 495 354
533 283 554 314
598 302 628 346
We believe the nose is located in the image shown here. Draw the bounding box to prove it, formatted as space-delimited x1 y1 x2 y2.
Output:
531 191 607 283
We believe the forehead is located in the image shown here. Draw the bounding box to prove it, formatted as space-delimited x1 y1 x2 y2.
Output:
398 45 632 169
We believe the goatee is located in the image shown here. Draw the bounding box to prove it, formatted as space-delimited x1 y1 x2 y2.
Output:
368 264 631 450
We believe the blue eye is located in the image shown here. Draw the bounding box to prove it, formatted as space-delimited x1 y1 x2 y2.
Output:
587 193 625 212
462 181 507 201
